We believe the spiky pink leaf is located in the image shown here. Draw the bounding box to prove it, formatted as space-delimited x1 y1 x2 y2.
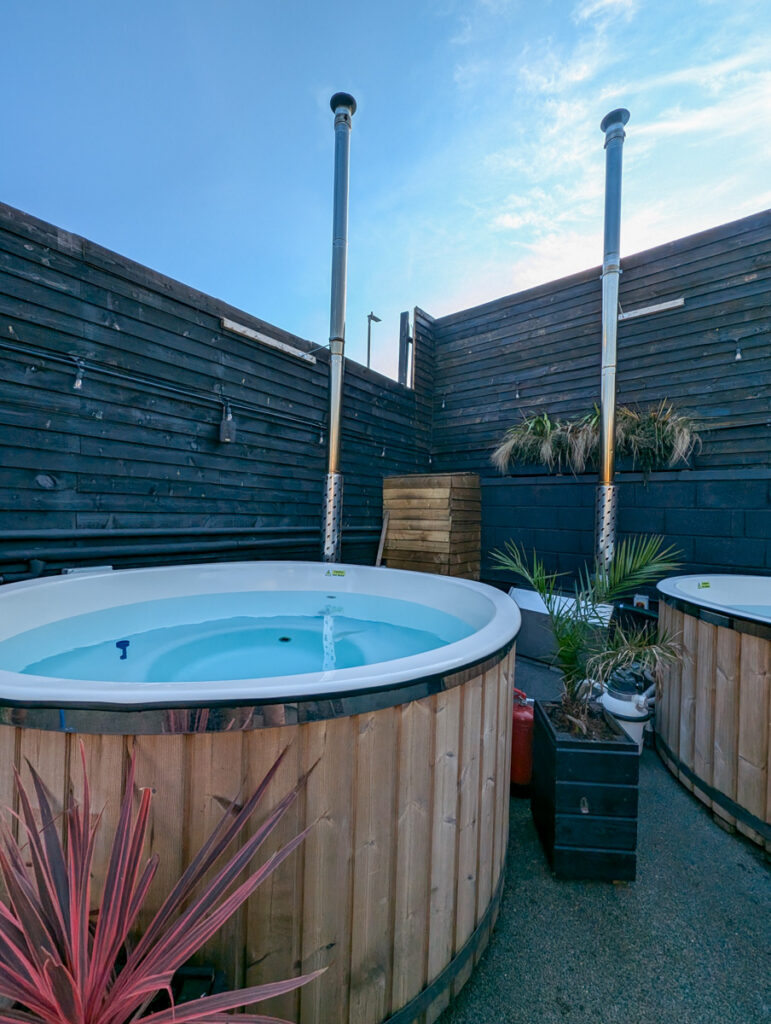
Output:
0 1011 49 1024
43 962 82 1024
0 846 60 972
87 786 154 1004
117 824 311 1001
183 1017 294 1024
135 970 325 1024
27 765 70 929
129 747 290 959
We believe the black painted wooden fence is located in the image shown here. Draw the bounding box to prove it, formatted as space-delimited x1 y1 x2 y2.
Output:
0 202 430 577
0 199 768 582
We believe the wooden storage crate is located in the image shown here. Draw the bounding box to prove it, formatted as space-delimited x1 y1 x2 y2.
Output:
382 473 481 580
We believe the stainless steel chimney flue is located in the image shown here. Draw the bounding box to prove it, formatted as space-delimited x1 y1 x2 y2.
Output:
595 107 630 570
322 92 357 563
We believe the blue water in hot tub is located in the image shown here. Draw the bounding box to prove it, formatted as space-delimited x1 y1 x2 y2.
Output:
0 590 474 683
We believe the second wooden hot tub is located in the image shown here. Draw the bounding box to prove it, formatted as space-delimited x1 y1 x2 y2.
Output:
657 574 770 854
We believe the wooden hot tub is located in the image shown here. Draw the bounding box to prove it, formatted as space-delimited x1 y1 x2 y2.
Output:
657 574 770 854
0 562 520 1024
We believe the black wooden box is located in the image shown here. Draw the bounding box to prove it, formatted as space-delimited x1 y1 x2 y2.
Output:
531 700 640 882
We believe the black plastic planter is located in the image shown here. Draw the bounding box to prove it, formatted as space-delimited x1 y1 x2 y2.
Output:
531 700 639 881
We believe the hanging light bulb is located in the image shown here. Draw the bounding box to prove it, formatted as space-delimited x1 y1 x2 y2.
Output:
734 342 742 361
219 401 237 443
515 382 521 399
72 359 85 391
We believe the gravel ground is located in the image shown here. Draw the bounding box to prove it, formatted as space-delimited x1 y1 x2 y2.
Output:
440 659 771 1024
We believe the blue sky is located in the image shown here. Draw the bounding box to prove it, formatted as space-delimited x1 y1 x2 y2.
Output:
2 0 769 376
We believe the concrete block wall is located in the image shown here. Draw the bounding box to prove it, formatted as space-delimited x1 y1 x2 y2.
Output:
482 468 771 587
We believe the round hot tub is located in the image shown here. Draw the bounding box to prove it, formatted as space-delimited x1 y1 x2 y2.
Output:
0 561 520 1024
657 574 770 852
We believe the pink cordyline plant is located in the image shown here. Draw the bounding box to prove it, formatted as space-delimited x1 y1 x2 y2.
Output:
0 745 321 1024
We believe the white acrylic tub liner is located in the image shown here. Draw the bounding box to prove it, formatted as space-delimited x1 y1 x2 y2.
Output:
0 561 520 706
657 574 771 626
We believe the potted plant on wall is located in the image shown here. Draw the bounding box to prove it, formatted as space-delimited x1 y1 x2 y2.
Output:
492 536 680 881
491 400 700 478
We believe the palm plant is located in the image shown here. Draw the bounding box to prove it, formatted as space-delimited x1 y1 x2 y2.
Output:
492 535 681 727
0 745 321 1024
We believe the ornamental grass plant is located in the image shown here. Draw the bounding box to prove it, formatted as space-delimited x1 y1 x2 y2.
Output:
0 746 320 1024
491 401 700 478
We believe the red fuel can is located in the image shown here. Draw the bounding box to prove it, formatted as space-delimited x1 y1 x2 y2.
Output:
510 687 534 789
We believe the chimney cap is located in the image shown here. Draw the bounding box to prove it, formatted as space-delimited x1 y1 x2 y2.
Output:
330 92 357 115
601 108 630 133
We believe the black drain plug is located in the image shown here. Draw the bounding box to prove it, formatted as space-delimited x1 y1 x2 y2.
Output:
116 640 130 660
278 636 291 643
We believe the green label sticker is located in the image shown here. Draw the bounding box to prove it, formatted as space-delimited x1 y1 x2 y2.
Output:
325 569 346 577
697 581 711 589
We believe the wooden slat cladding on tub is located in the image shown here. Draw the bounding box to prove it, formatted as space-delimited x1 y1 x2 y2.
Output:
70 735 125 904
184 732 246 988
424 686 461 1024
476 669 499 925
736 634 770 845
657 604 684 777
0 659 514 1024
350 708 398 1024
678 613 699 792
713 626 741 832
658 604 771 847
243 727 304 1023
132 735 187 929
391 697 433 1014
300 716 355 1024
692 620 718 809
452 674 483 998
383 473 481 580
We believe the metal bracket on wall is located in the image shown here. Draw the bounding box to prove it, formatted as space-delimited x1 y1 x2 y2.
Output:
618 297 685 322
220 318 317 363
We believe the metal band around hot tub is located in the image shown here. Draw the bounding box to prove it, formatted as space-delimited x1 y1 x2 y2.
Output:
655 734 771 842
658 593 771 642
0 636 517 734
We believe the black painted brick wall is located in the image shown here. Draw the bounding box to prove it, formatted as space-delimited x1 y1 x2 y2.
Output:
483 469 771 586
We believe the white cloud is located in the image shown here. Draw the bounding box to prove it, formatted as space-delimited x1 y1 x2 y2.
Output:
450 15 474 45
634 73 771 148
454 59 491 88
359 0 771 357
573 0 637 22
519 37 610 94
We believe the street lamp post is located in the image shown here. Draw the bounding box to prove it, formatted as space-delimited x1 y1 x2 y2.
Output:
366 311 381 369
